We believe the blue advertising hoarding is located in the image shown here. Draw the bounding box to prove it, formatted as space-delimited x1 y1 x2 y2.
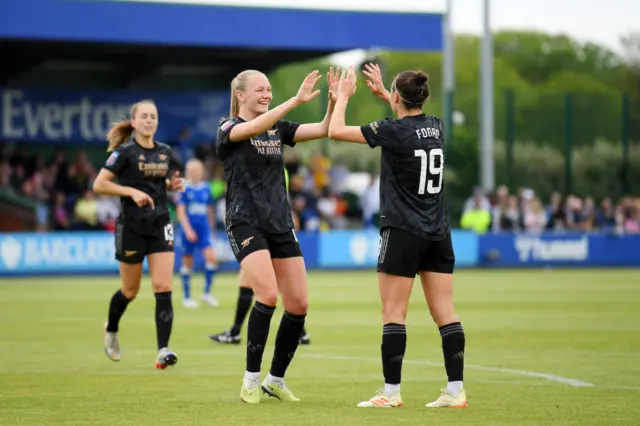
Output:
0 230 319 276
0 88 229 144
3 230 640 276
318 230 479 269
479 233 640 267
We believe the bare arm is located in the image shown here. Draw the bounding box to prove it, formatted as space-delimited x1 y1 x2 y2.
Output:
328 98 367 144
229 97 303 142
293 100 335 142
175 204 194 234
93 168 135 198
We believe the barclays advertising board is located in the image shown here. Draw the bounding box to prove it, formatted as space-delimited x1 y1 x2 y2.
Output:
0 230 319 276
0 232 119 274
0 89 228 144
318 230 478 269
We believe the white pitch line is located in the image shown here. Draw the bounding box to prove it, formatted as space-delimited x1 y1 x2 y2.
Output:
298 353 595 388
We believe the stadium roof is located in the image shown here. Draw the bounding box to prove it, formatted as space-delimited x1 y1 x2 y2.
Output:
0 0 444 88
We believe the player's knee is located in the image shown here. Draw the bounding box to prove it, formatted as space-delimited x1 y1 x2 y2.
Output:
429 305 458 327
283 294 308 315
121 287 139 300
382 305 408 324
255 287 278 307
152 281 173 293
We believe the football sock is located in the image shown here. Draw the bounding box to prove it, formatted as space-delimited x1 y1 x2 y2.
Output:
246 301 275 373
269 311 306 378
106 289 132 333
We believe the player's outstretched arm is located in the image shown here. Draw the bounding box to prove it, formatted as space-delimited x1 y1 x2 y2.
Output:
363 63 391 105
328 68 368 144
293 67 340 142
228 70 322 142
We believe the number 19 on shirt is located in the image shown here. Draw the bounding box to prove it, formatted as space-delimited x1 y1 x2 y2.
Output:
414 148 444 195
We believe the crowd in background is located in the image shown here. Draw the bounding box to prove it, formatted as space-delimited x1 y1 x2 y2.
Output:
2 144 639 235
461 185 640 234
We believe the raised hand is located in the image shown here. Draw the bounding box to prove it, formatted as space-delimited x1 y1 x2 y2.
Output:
362 63 390 102
337 67 357 99
327 66 341 103
295 70 323 104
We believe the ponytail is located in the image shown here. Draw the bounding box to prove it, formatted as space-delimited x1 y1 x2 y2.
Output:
106 120 134 152
230 77 240 117
105 99 156 152
229 70 262 117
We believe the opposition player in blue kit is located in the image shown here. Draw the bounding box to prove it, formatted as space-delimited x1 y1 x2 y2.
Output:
175 159 219 308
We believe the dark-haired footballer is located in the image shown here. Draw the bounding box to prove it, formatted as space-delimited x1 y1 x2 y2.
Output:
328 66 467 409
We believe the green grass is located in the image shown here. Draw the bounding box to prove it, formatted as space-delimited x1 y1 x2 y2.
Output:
1 269 640 425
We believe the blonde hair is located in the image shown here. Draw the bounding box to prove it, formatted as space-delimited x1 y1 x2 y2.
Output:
229 70 262 117
106 99 156 152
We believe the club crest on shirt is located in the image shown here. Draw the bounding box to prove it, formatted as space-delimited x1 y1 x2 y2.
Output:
159 154 167 161
106 151 119 167
221 120 234 132
267 129 277 136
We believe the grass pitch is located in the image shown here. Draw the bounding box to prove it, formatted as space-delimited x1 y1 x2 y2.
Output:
1 269 639 425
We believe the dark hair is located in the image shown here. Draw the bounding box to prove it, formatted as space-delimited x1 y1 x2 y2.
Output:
391 70 430 109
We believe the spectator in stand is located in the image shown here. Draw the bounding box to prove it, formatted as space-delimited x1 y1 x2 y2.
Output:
596 197 617 232
53 192 70 231
74 189 99 230
460 193 491 234
523 197 547 233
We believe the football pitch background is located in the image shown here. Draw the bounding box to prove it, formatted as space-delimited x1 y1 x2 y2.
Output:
1 269 639 425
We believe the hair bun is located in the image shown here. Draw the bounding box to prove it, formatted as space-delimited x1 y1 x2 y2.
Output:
412 71 428 86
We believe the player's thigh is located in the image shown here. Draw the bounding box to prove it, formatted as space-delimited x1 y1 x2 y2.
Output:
148 252 175 293
272 257 308 315
418 236 457 326
377 227 422 279
240 250 278 306
378 272 414 325
118 262 143 299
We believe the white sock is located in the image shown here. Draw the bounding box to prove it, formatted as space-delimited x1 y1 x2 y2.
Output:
445 381 463 396
244 371 260 382
384 383 400 396
266 373 283 385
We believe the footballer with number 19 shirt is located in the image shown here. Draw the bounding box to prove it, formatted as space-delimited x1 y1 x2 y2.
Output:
328 66 467 409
